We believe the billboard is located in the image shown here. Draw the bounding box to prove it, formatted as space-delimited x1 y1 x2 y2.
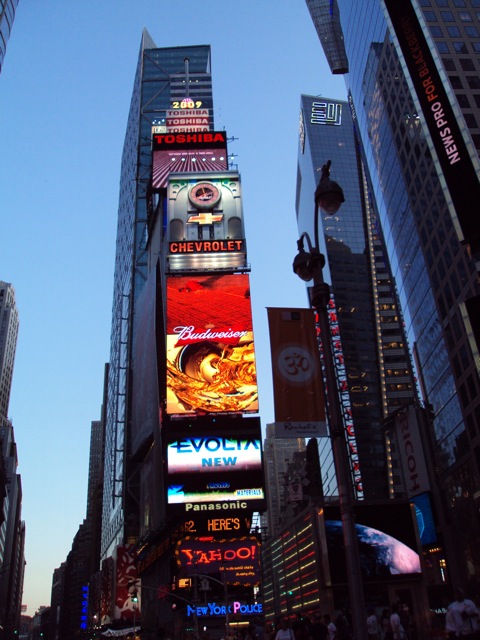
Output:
114 546 140 621
384 0 480 254
175 536 261 585
267 308 327 436
165 416 265 512
394 407 430 497
152 131 228 191
320 503 421 584
166 171 246 272
166 273 258 415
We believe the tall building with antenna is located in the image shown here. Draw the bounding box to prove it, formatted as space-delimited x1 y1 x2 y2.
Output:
101 34 214 563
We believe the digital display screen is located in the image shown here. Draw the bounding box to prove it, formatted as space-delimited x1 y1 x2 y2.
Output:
165 417 265 510
151 131 228 191
165 274 258 416
322 503 422 583
412 492 437 546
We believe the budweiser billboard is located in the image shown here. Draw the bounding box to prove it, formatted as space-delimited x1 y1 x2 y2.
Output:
267 307 327 435
166 273 258 415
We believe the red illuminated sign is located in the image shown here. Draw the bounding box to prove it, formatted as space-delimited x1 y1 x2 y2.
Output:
169 240 245 255
153 131 227 149
175 536 261 585
166 274 258 415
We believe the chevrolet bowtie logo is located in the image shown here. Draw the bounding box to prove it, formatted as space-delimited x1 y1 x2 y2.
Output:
187 212 224 225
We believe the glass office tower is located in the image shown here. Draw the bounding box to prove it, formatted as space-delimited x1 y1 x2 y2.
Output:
307 0 480 591
296 95 417 501
101 32 214 560
0 0 19 74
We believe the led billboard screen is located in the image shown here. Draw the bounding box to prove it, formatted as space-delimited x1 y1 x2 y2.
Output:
175 536 261 585
166 273 258 415
152 131 228 191
165 417 265 512
321 503 421 584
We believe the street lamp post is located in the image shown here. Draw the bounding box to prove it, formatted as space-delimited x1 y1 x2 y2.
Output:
292 161 368 640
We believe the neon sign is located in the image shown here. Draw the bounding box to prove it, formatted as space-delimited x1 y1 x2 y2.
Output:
187 601 263 617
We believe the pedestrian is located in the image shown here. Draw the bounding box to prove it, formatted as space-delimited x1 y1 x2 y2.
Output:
445 602 456 640
381 609 394 640
333 611 352 640
448 588 479 639
275 619 295 640
308 613 328 640
366 607 380 639
323 615 336 640
390 603 406 640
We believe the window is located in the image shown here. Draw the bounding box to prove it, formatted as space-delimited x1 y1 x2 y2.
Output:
460 58 475 70
454 41 469 52
459 11 473 20
430 25 443 35
436 0 449 4
453 0 466 5
467 75 480 88
464 113 477 127
443 58 456 70
447 25 461 36
473 42 480 51
449 75 464 88
437 41 450 52
457 94 471 107
440 10 455 19
464 25 479 35
424 10 437 20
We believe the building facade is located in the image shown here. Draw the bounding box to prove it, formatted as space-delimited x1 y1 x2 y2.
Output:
307 0 480 592
0 282 19 423
296 95 418 501
0 0 19 74
101 34 214 562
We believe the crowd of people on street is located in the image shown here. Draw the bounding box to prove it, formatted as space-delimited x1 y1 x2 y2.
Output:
225 589 480 640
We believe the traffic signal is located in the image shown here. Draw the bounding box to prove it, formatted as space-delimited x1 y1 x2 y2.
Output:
131 590 138 603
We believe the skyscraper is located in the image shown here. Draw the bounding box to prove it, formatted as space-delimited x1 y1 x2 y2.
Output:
101 33 214 562
0 282 19 423
0 0 19 74
296 95 418 501
308 0 480 593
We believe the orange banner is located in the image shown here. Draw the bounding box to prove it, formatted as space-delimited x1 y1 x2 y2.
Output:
267 308 326 437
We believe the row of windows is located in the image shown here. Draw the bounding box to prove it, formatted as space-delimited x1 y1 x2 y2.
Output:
424 9 480 20
431 23 480 35
420 0 480 6
437 40 480 51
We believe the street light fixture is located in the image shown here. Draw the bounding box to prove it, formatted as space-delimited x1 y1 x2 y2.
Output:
292 160 367 640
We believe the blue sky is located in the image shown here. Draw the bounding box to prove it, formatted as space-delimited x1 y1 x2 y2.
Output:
0 1 346 615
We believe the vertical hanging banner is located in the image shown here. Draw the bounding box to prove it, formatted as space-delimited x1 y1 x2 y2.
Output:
267 308 327 437
383 0 480 253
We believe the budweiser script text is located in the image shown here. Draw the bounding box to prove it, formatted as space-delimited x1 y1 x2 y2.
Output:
173 325 248 345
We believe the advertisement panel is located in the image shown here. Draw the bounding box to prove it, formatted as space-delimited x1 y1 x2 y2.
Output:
394 407 430 497
384 0 480 253
320 503 421 585
152 131 228 191
166 171 246 273
166 108 210 132
165 417 265 512
114 546 141 621
175 535 261 585
166 273 258 415
267 308 327 435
